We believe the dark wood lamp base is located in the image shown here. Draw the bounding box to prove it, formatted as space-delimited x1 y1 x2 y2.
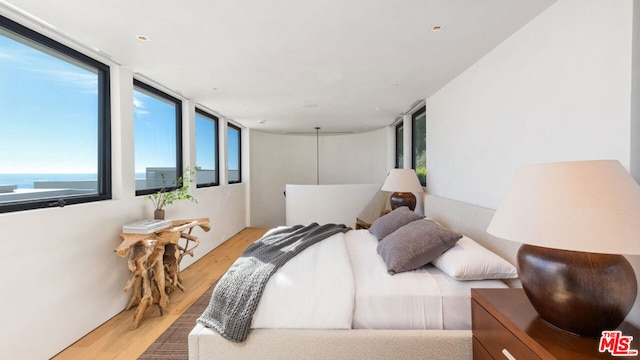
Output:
389 192 417 211
517 244 638 337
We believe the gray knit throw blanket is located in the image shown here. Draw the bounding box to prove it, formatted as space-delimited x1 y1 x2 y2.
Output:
197 223 350 342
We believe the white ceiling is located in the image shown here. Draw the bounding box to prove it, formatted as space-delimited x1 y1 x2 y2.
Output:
1 0 556 134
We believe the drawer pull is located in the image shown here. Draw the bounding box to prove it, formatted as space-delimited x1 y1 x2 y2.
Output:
501 348 516 360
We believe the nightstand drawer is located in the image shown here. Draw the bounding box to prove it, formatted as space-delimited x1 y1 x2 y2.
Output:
472 337 493 360
472 300 542 360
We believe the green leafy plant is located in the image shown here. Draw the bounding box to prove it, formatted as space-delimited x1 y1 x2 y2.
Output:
416 167 427 186
146 167 198 211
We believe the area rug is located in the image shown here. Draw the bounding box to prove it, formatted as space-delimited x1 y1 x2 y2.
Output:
138 282 216 360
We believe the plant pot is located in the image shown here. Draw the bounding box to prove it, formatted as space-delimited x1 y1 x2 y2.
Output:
154 209 165 220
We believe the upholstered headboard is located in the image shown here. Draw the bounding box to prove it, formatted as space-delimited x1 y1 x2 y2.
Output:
423 194 520 266
284 187 520 266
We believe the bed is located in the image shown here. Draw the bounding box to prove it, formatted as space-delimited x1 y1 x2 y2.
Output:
189 195 521 360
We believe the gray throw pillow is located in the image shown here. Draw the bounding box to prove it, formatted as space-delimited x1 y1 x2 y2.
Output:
377 219 463 275
368 206 424 240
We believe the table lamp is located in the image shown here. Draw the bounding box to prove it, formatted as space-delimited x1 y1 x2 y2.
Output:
381 169 424 211
487 160 640 337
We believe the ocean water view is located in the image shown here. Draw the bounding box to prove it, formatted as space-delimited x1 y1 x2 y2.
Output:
0 173 146 189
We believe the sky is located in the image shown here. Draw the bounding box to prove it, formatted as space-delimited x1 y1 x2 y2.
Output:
0 28 237 178
133 88 178 174
0 29 98 174
195 113 217 171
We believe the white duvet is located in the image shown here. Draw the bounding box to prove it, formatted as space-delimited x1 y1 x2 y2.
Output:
250 229 507 330
251 230 354 329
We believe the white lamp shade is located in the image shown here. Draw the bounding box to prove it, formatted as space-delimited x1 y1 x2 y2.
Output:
381 169 424 193
487 160 640 255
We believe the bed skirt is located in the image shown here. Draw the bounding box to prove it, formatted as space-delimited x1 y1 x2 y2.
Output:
189 324 472 360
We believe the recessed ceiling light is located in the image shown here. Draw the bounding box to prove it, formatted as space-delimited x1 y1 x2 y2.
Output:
137 35 150 41
391 83 399 87
432 26 442 32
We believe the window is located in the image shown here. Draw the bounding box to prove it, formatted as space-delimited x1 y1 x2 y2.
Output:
395 122 403 168
412 106 426 186
227 123 241 184
195 109 219 187
133 80 182 195
0 15 111 213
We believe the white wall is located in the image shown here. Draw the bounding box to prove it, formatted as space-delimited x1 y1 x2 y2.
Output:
249 128 388 227
249 131 316 227
0 47 247 360
424 0 639 327
631 0 640 182
319 130 389 184
426 0 633 209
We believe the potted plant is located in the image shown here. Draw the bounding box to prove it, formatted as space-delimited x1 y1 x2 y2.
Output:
146 167 198 219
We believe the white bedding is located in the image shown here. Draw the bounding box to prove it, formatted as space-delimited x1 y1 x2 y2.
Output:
346 229 508 330
346 229 444 329
251 230 354 329
249 228 507 331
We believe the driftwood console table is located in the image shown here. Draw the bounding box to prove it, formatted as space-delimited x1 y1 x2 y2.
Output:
115 218 210 329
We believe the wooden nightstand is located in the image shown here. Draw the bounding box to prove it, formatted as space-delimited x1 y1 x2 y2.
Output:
355 217 371 229
471 288 640 359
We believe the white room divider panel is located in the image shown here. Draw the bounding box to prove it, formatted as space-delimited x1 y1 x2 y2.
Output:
285 183 381 227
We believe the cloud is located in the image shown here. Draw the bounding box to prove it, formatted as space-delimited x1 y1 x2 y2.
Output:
1 35 99 93
0 50 15 61
34 68 98 93
133 97 144 109
133 95 151 116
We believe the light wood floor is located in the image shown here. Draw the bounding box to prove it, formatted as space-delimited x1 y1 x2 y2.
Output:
52 227 268 360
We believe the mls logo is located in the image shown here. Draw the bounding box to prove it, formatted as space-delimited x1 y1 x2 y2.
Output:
599 331 638 356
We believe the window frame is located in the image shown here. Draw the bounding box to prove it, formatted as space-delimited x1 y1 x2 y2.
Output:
195 108 220 188
227 122 242 184
395 122 403 169
133 79 183 196
411 106 426 186
0 15 111 214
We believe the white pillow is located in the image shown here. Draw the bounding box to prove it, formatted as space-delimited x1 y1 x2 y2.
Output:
431 236 518 280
